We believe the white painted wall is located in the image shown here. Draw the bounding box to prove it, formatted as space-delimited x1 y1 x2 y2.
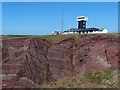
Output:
53 28 108 35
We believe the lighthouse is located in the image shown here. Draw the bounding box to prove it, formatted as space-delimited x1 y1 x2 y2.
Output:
77 16 88 29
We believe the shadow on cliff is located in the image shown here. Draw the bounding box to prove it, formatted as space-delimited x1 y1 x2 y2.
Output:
1 34 119 88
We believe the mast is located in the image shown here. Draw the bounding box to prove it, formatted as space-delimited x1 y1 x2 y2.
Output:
61 9 63 32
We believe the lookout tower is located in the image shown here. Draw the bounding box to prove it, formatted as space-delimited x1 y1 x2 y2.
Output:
77 16 88 29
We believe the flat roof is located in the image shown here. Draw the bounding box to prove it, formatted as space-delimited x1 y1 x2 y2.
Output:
63 28 100 32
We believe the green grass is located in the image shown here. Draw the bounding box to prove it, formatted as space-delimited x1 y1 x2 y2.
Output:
36 33 119 45
1 35 33 40
41 70 118 88
1 34 82 45
1 33 119 45
40 34 82 44
84 70 112 84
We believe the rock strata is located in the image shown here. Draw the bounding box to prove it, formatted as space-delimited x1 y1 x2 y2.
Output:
1 34 119 88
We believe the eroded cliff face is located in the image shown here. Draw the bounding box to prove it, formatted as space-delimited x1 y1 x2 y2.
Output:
2 38 53 88
1 34 119 88
72 35 118 73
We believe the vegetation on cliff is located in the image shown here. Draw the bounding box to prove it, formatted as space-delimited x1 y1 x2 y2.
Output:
2 33 119 88
41 70 118 88
1 33 119 45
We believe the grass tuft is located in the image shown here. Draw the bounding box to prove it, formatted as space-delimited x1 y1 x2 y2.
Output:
84 70 112 84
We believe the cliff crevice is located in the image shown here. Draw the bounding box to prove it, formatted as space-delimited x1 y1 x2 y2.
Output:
2 34 119 88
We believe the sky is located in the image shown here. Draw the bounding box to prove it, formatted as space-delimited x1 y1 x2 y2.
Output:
0 2 2 35
1 0 120 2
2 2 118 35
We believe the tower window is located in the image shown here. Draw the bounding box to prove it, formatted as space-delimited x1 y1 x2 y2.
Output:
83 22 85 24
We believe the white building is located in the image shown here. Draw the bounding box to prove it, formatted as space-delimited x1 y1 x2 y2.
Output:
52 16 108 35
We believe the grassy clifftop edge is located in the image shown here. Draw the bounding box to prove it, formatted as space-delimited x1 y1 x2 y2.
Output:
1 33 119 45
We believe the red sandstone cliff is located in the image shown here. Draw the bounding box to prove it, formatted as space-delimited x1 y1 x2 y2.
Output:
1 34 119 88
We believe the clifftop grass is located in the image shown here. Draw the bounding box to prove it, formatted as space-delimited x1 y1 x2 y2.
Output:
40 34 81 44
1 33 119 45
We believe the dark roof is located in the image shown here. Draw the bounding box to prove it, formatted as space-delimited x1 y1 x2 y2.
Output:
64 28 78 32
84 28 100 31
64 28 101 32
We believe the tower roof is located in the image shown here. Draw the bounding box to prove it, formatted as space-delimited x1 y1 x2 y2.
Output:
77 16 88 21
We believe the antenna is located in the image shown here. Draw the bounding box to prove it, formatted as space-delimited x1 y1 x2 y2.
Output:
68 18 71 29
68 23 70 30
61 9 63 32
